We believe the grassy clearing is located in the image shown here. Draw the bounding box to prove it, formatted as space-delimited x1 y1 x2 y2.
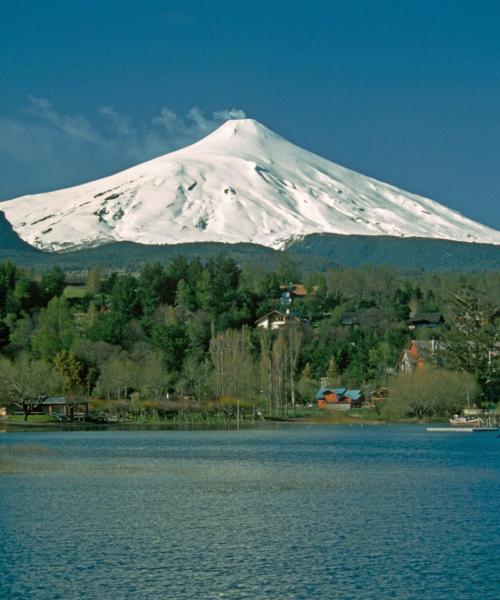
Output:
7 414 54 423
63 285 87 299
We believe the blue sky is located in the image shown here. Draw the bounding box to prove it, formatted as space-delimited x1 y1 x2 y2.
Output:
1 0 499 229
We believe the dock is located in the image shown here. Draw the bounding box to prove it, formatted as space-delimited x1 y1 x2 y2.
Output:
427 427 473 433
427 427 498 433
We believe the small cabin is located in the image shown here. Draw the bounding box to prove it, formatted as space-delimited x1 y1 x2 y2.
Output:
408 313 444 330
255 310 303 330
255 310 289 330
39 397 89 418
316 387 363 410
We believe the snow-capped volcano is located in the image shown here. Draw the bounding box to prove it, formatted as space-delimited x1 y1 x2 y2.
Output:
2 118 499 251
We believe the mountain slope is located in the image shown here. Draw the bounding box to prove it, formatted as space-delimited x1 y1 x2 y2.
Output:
0 210 43 256
2 118 499 251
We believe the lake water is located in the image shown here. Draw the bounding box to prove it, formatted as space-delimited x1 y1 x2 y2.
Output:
0 424 498 599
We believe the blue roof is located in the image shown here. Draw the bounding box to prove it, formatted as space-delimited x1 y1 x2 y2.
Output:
332 387 347 396
344 389 363 401
315 387 346 399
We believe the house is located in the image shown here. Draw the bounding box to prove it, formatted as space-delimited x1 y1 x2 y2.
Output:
396 340 443 372
316 387 364 410
255 310 303 330
343 390 364 405
341 311 360 326
39 397 89 419
279 283 318 308
341 308 391 329
408 312 444 330
255 310 289 330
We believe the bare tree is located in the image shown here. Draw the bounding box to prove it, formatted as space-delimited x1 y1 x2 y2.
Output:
272 332 287 415
287 324 303 414
181 351 212 401
259 330 273 415
137 351 171 402
209 327 255 401
0 354 62 420
97 353 138 401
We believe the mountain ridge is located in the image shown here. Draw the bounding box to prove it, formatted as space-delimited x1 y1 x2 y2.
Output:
2 118 499 251
1 229 499 272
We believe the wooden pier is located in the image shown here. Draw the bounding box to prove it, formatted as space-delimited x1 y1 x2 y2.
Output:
427 427 474 433
427 426 498 433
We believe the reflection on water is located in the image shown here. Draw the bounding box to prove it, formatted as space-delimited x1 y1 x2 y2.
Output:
1 425 498 599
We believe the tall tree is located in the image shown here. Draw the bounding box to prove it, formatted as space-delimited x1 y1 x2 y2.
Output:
442 285 498 388
86 264 105 296
40 266 66 301
287 324 303 413
210 327 254 401
32 297 75 359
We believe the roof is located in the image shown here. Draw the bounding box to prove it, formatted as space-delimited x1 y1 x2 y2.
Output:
255 310 287 324
315 387 346 399
41 397 67 405
397 339 444 369
408 313 444 325
279 284 319 297
341 308 390 328
344 390 363 401
41 397 88 405
342 311 360 326
412 340 444 355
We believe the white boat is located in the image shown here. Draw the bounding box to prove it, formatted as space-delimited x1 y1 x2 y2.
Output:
449 415 482 427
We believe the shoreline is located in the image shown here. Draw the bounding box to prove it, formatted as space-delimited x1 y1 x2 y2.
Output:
0 414 437 432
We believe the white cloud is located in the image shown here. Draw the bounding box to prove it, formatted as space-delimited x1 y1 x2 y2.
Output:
25 96 100 143
99 106 134 136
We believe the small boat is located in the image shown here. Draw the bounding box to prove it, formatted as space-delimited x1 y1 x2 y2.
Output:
449 415 482 427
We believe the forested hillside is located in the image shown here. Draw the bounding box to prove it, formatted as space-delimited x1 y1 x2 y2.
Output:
0 256 498 421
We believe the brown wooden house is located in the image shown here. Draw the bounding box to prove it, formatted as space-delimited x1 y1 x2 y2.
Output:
396 340 443 372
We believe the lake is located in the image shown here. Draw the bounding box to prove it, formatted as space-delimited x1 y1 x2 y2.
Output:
1 424 498 599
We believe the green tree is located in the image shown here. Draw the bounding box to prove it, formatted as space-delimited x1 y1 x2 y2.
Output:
152 322 188 372
175 278 195 310
442 285 498 389
137 263 172 323
53 350 90 396
109 275 140 321
326 356 341 387
0 261 17 317
0 320 10 350
297 363 318 404
276 255 301 285
32 297 75 359
383 369 478 420
40 266 65 301
86 264 105 296
136 351 171 402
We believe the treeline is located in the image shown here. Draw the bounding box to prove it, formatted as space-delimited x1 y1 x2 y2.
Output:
0 256 498 420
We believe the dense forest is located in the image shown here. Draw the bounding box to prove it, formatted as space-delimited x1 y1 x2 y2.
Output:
0 255 498 421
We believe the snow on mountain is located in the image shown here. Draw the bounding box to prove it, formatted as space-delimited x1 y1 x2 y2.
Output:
2 118 499 251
